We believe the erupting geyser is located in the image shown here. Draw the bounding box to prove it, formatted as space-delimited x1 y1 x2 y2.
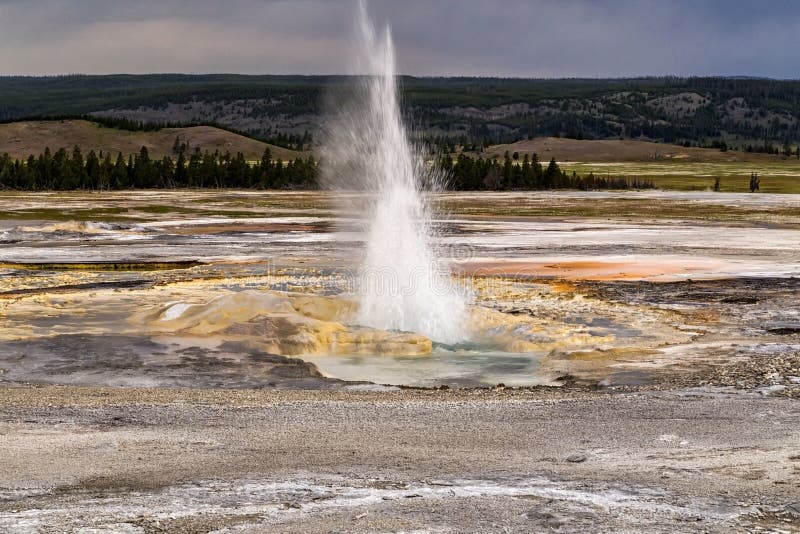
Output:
322 2 468 344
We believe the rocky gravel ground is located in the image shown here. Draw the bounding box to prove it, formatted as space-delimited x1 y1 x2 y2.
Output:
0 385 798 533
667 350 800 399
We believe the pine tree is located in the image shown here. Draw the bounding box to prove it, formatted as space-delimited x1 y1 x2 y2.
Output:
112 153 127 189
175 151 187 185
85 150 100 189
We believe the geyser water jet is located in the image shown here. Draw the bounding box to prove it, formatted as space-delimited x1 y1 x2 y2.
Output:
322 2 468 344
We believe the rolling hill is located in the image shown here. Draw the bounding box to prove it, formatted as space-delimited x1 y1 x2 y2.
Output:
0 120 302 161
483 137 791 163
1 119 797 192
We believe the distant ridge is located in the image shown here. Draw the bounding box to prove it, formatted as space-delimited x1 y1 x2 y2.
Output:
2 75 800 147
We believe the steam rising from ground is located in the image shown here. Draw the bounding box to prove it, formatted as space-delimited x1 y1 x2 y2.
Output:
321 2 468 344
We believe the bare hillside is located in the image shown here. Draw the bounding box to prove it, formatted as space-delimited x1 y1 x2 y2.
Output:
484 137 788 163
0 120 302 161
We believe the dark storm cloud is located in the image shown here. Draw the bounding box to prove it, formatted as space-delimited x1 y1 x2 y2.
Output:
0 0 798 77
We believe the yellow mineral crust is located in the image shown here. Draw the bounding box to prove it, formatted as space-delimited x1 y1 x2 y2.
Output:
135 290 432 356
467 306 615 353
131 287 635 357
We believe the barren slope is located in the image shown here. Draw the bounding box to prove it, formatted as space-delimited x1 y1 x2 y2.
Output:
485 136 789 163
0 120 302 161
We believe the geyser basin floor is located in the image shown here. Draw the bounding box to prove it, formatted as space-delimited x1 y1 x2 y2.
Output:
1 190 800 531
1 190 800 391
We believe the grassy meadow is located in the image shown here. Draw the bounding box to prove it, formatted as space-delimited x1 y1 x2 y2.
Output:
481 137 800 193
560 161 800 193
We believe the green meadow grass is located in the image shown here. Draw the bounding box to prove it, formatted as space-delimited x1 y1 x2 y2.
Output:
561 161 800 193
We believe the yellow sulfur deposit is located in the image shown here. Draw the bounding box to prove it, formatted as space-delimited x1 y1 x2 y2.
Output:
135 290 432 356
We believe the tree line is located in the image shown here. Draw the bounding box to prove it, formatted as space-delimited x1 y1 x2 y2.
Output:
0 146 316 190
438 152 655 190
0 145 653 191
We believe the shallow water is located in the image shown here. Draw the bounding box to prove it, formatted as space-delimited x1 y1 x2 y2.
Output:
304 347 547 388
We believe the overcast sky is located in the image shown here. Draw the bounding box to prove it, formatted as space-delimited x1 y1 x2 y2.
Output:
1 0 798 78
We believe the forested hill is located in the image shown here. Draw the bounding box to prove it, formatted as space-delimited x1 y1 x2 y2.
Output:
2 75 800 149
